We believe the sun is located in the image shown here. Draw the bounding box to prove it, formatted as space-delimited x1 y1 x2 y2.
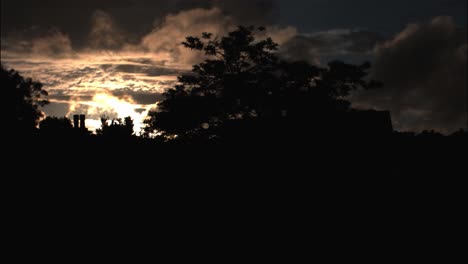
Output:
67 92 156 135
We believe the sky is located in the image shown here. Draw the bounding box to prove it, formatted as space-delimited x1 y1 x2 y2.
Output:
1 0 467 133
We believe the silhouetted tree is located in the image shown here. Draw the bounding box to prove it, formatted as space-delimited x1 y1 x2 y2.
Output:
451 129 467 138
2 65 49 133
418 130 444 138
39 116 73 135
97 116 134 138
144 26 381 140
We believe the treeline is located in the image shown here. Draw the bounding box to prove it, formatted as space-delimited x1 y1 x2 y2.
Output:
5 26 467 145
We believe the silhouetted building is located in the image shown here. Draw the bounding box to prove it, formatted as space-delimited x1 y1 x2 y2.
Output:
80 115 86 129
73 114 87 130
344 110 393 135
464 79 468 129
73 115 79 129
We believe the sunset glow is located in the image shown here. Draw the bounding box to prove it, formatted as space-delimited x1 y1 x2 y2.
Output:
3 50 179 133
66 92 156 134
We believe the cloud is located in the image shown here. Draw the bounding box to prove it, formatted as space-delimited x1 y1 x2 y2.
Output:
112 88 164 105
42 102 71 118
1 29 74 57
213 0 278 24
2 1 281 60
262 26 298 45
279 29 386 64
32 31 73 56
3 0 280 53
139 7 300 66
66 92 154 133
108 64 184 76
88 10 125 50
353 16 467 133
141 8 235 64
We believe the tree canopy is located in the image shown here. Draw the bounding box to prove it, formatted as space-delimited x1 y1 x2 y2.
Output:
2 65 49 133
144 26 381 140
39 116 73 135
96 116 135 138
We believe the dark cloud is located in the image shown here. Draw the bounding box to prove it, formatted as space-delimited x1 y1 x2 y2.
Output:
124 58 168 66
1 0 278 50
48 94 94 102
62 67 98 79
277 0 467 33
88 10 125 50
43 102 70 117
2 60 52 67
112 88 164 105
214 0 278 25
346 31 387 53
353 16 467 133
1 28 74 57
280 29 386 64
443 0 466 7
111 64 183 76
